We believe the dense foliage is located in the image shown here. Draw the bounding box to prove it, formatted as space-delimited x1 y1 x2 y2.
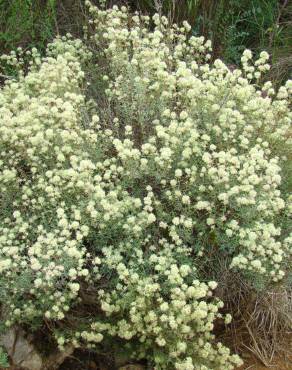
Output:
1 1 291 79
0 2 291 369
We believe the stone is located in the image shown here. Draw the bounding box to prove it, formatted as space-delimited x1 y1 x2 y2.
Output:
0 327 42 370
0 326 74 370
114 351 132 368
42 344 74 370
88 360 98 370
118 365 145 370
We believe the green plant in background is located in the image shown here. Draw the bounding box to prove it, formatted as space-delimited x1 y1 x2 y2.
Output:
221 0 292 84
0 347 9 368
0 0 58 80
0 0 290 85
0 0 57 53
133 0 291 84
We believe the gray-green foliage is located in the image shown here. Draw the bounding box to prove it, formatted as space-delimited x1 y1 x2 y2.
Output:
0 3 291 369
0 347 9 368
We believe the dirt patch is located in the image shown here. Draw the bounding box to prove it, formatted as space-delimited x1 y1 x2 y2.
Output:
238 355 292 369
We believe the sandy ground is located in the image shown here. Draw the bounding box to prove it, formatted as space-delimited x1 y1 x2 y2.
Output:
238 356 292 370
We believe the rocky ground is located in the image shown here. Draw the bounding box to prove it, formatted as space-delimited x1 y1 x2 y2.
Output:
1 327 291 370
1 352 291 370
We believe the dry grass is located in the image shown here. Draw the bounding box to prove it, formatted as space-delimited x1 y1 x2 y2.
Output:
242 289 291 366
217 273 291 365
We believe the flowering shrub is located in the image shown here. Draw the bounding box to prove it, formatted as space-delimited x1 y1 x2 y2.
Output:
0 2 291 369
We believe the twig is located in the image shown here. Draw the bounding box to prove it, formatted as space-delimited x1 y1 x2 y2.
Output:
269 0 288 50
0 73 15 80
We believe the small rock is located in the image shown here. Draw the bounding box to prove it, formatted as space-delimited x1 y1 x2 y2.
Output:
119 365 145 370
0 327 42 370
43 344 74 370
241 352 252 359
0 327 74 370
114 352 132 367
88 360 98 370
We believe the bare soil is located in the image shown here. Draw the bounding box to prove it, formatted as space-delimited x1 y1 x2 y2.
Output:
238 354 292 370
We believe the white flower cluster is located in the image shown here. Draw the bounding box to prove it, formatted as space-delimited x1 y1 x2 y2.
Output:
85 2 291 282
0 2 291 369
0 43 94 325
57 250 242 369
